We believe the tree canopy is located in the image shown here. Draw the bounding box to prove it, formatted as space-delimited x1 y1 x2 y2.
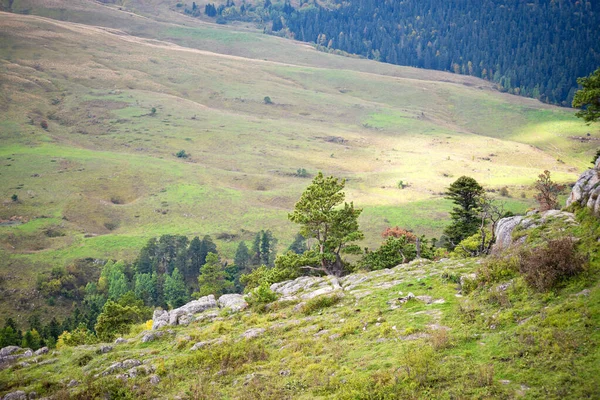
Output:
573 68 600 124
289 172 363 276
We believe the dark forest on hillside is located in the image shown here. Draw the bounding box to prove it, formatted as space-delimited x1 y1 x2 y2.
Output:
278 0 600 106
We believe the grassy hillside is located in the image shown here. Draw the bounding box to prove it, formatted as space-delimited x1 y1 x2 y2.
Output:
1 208 598 399
0 2 598 322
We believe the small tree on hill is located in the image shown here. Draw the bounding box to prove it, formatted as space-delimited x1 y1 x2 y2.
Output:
443 176 484 249
288 172 363 276
534 170 564 211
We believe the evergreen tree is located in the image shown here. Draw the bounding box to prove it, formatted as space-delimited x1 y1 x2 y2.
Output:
164 268 189 309
199 235 218 267
21 329 42 350
288 233 306 255
134 273 155 306
288 172 363 276
443 176 484 249
234 241 251 274
135 238 156 274
196 253 233 297
573 68 600 124
188 236 203 278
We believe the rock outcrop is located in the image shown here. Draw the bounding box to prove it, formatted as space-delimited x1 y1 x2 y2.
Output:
493 210 577 251
152 293 248 330
566 156 600 216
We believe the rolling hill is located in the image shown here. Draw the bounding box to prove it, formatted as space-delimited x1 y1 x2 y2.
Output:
0 0 597 322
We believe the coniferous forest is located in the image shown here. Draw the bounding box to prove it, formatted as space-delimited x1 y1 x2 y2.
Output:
279 0 600 106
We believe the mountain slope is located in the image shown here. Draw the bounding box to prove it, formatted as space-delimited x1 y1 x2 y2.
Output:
0 4 597 322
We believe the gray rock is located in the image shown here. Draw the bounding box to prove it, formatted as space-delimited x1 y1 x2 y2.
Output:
493 210 577 252
98 345 113 354
152 309 169 330
22 350 33 358
279 369 291 376
190 338 224 351
141 330 164 343
0 346 20 357
149 374 161 385
122 359 142 369
27 391 37 399
493 216 524 250
2 391 27 400
115 337 128 344
218 294 248 311
67 379 79 388
154 295 218 328
33 347 48 356
241 328 265 339
567 157 600 216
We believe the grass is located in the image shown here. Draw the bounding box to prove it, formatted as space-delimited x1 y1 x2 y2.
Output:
0 2 598 323
3 232 598 399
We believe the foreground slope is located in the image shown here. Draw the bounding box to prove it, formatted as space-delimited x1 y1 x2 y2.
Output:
0 5 597 321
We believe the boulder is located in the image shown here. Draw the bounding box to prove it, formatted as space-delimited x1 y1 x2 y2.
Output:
2 391 27 400
0 346 20 357
567 156 600 215
241 328 265 339
151 309 169 330
33 347 48 356
141 331 164 343
492 210 577 252
271 276 342 301
114 337 128 344
218 294 248 312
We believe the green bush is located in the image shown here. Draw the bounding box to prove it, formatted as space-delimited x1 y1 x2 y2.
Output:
301 294 342 315
477 253 520 285
246 283 278 312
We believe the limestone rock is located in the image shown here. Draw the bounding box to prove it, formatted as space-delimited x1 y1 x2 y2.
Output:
152 309 169 330
0 346 20 357
98 345 112 354
2 391 27 400
149 375 161 385
492 210 577 252
218 294 248 312
67 379 79 388
493 216 524 250
114 337 128 344
242 328 265 339
151 296 218 329
141 331 164 343
567 156 600 216
33 347 48 356
271 276 342 301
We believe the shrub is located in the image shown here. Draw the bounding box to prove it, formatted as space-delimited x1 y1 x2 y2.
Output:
534 170 564 211
175 150 189 158
519 237 587 291
11 194 18 202
477 253 520 285
40 120 48 129
246 283 278 311
263 96 273 104
301 294 342 315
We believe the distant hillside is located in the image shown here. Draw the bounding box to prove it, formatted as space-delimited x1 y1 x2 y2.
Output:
188 0 600 106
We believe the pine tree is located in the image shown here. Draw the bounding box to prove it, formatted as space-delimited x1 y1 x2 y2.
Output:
234 241 251 273
134 273 155 306
164 268 189 309
188 236 203 278
443 176 484 249
196 253 233 297
199 235 217 267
